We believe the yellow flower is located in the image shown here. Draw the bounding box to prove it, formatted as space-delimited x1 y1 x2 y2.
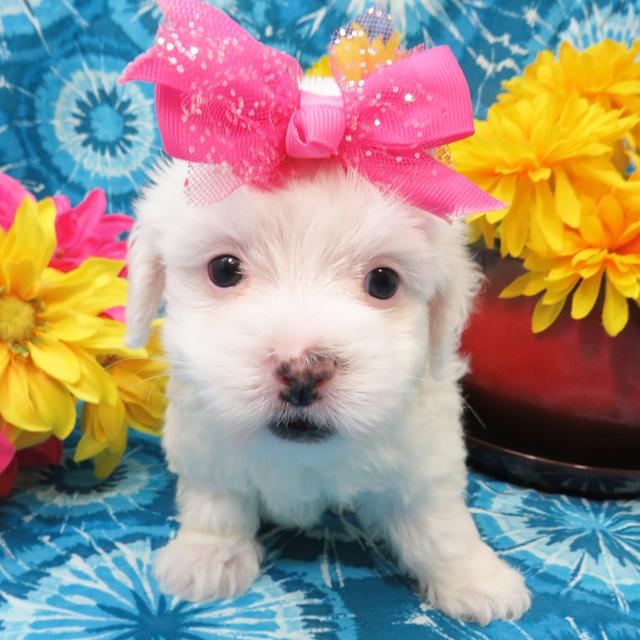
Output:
501 181 640 336
328 22 403 82
1 420 52 452
75 324 167 478
501 40 640 148
306 55 332 78
453 93 637 258
0 197 127 439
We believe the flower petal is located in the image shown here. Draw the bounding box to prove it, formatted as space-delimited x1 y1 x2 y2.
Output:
46 312 103 343
75 320 128 353
554 168 581 228
40 258 126 314
78 400 127 479
599 194 624 241
29 334 81 384
500 273 540 298
571 272 603 320
579 215 607 246
541 276 578 304
533 182 565 253
0 364 50 432
532 296 566 333
0 197 55 297
94 440 127 479
64 349 118 405
25 362 76 439
501 181 531 258
0 173 35 229
0 344 9 380
602 276 629 336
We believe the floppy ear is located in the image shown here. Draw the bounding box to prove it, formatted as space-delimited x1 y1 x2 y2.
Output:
427 222 481 379
125 220 165 348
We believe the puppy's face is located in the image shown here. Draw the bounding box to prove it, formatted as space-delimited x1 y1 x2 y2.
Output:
128 164 475 447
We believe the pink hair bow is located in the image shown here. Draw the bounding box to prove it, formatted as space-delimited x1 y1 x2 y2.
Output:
121 0 502 218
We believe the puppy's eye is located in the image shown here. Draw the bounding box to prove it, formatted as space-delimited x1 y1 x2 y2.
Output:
208 255 243 287
365 267 399 300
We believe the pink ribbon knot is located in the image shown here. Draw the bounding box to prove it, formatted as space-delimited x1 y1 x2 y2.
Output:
285 91 346 159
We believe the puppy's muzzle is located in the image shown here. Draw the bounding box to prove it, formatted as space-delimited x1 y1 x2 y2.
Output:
275 352 336 407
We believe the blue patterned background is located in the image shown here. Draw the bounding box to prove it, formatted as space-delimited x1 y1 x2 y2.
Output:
1 432 639 639
1 1 640 638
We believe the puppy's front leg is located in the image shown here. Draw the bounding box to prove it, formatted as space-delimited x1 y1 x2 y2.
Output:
154 481 263 602
360 492 530 625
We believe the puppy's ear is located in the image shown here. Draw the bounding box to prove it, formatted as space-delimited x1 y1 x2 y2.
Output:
427 223 481 379
125 220 165 348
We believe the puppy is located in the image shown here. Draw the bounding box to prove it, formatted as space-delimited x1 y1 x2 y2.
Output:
125 160 531 625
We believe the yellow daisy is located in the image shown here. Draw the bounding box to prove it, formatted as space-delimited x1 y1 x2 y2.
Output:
0 196 127 439
1 420 52 452
453 93 637 258
75 324 167 478
501 180 640 336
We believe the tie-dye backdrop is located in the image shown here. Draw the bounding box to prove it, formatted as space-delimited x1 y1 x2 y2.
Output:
1 2 639 639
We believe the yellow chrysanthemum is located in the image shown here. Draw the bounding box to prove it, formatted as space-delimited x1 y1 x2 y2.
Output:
75 324 167 478
324 22 403 82
0 197 127 439
501 180 640 336
453 92 637 258
501 40 640 149
306 54 332 78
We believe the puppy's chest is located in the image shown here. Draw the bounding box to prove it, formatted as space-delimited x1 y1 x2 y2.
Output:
249 455 388 528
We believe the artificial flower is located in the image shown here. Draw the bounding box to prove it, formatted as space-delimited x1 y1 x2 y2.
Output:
0 173 32 226
306 54 332 77
501 40 640 149
75 325 167 478
0 172 132 273
308 20 403 82
501 180 640 336
0 196 127 438
453 93 637 258
0 423 62 498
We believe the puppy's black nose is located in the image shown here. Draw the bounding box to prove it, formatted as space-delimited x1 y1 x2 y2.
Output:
275 353 336 407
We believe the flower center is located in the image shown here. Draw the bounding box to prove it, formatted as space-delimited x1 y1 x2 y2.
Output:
0 296 36 344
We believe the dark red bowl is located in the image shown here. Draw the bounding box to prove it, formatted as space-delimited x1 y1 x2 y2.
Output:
461 251 640 498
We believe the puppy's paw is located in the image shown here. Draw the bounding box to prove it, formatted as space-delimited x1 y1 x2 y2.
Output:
425 543 531 626
153 531 264 602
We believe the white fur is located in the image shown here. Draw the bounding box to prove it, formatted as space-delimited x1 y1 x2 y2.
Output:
127 161 531 624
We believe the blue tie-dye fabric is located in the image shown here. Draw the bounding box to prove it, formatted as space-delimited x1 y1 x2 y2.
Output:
1 432 639 639
1 1 639 638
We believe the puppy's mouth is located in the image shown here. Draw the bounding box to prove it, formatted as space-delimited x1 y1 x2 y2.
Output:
267 416 334 443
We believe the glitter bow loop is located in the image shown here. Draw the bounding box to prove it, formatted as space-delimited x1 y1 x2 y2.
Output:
120 0 303 186
330 26 501 216
341 46 474 149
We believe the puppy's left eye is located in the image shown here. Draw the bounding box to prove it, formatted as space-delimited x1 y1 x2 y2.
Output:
365 267 399 300
208 255 243 287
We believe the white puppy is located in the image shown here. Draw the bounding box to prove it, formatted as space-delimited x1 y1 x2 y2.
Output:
126 160 531 625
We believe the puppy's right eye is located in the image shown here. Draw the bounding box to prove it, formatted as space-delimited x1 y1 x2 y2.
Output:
208 255 243 287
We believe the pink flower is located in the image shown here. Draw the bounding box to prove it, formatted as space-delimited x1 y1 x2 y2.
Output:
51 189 133 272
0 172 133 271
0 172 33 228
0 173 132 321
0 428 63 499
